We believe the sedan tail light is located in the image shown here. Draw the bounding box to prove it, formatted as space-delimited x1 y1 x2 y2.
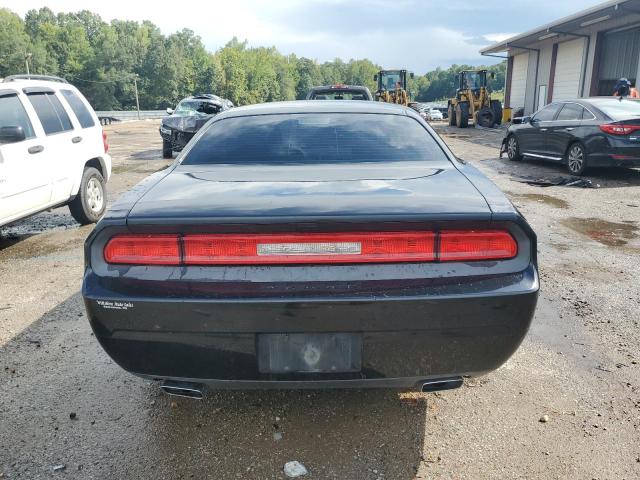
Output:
599 123 640 135
103 230 517 265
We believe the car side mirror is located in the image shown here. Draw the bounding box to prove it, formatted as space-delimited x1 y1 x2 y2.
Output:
0 126 26 144
410 72 414 79
373 74 378 82
166 108 174 115
490 72 496 80
522 116 532 124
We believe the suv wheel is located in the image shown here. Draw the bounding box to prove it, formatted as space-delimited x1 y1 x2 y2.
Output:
567 142 587 175
69 167 106 225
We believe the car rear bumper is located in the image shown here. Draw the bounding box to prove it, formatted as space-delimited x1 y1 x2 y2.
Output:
83 265 538 387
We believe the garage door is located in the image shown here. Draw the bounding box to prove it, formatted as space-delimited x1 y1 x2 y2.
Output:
596 26 640 95
552 38 585 101
509 53 528 110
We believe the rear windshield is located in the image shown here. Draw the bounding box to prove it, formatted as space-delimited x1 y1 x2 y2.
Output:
310 90 368 100
181 113 448 165
589 99 640 120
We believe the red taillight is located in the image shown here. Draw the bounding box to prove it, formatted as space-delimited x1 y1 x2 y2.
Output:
104 235 180 265
103 230 518 265
102 130 109 153
182 232 436 265
599 124 640 136
440 230 517 261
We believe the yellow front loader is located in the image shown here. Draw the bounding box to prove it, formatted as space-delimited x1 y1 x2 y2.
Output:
447 70 502 128
374 69 413 106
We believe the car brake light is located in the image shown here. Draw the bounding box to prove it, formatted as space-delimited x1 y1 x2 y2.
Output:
440 230 517 261
103 230 517 265
102 130 109 153
104 235 180 265
599 124 640 135
182 232 436 265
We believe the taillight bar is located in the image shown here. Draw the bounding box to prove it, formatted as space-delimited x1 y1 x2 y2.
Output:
599 123 640 136
103 230 517 266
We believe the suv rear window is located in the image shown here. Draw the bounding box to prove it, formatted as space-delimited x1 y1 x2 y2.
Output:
310 90 368 100
27 92 73 135
61 90 95 128
0 94 35 139
182 113 448 165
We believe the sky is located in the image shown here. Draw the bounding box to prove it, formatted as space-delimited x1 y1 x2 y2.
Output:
2 0 605 73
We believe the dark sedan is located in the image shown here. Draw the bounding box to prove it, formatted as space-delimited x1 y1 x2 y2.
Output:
160 94 233 158
503 97 640 175
83 101 538 397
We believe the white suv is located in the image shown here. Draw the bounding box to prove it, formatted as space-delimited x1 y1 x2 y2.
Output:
0 75 111 227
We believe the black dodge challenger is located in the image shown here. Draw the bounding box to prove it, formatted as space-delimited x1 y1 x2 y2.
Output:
83 101 538 397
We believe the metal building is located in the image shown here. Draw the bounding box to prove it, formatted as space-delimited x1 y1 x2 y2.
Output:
481 0 640 115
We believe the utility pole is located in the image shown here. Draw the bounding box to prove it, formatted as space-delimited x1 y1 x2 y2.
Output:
25 53 32 76
133 74 140 120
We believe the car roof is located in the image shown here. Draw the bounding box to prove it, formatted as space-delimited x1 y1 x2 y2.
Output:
218 100 414 119
0 78 80 94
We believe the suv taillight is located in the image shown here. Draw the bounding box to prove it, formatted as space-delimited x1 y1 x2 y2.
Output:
102 130 109 153
103 231 518 266
599 124 640 135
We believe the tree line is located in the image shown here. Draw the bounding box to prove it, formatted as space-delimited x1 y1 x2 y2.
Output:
0 7 505 110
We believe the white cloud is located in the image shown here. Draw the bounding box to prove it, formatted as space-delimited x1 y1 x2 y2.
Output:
483 32 519 43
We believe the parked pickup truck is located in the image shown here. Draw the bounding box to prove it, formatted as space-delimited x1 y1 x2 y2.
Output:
0 75 111 227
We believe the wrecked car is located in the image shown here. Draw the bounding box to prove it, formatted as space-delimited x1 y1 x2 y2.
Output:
160 94 233 158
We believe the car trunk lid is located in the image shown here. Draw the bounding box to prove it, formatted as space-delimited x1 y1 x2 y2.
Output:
126 161 491 225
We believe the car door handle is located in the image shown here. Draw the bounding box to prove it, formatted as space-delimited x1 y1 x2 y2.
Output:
540 128 548 132
72 136 83 144
564 128 574 131
28 145 44 154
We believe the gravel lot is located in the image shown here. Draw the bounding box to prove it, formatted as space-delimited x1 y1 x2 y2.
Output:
1 119 639 479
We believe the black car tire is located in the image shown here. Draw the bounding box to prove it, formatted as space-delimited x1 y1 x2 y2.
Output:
448 104 456 126
455 102 469 128
566 142 588 176
506 135 523 161
490 100 502 126
69 167 106 225
162 139 173 159
477 107 495 128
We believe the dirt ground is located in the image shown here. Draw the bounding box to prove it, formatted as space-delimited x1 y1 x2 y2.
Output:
1 119 639 479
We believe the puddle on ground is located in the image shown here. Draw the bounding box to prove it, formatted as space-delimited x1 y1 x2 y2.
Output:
0 212 78 251
508 193 569 209
131 149 161 161
562 217 639 247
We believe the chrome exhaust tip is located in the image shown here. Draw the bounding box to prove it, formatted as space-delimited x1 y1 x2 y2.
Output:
420 377 463 393
160 380 204 399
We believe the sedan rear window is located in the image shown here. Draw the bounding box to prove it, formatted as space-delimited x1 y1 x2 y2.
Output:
182 113 448 165
589 99 640 120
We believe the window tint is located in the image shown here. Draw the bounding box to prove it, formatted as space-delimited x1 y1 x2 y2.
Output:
533 103 562 121
182 113 448 165
27 92 73 135
61 89 95 128
556 103 585 121
0 94 35 139
588 98 640 120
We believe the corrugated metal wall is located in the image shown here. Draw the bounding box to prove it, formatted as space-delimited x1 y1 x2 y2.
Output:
597 26 640 94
